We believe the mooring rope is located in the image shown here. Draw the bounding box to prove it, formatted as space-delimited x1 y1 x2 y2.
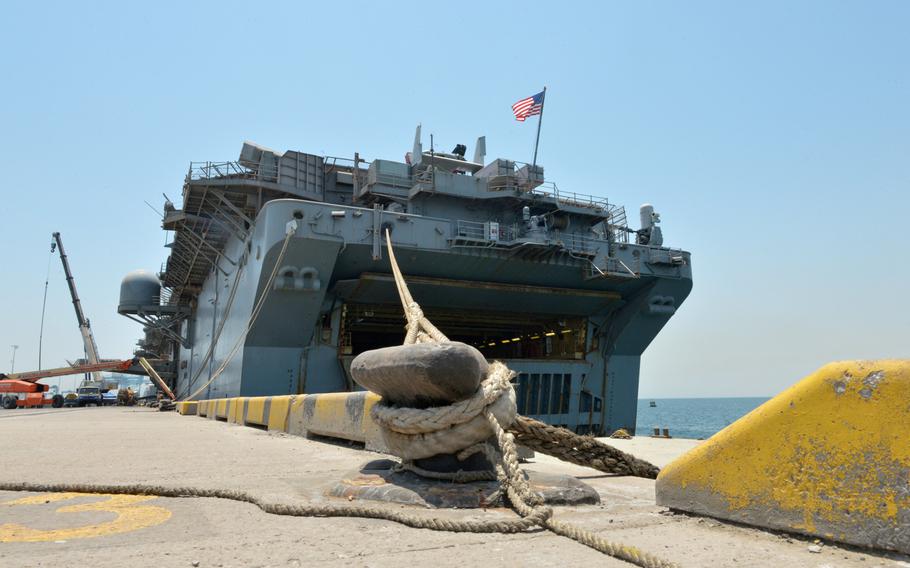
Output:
0 475 674 568
178 257 246 399
183 225 295 401
510 416 660 479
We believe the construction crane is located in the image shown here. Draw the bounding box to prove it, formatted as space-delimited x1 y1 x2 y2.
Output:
52 232 103 384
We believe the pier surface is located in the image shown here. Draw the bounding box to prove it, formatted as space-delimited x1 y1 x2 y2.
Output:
0 407 904 567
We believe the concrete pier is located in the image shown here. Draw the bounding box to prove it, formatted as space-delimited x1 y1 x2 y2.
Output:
0 407 904 567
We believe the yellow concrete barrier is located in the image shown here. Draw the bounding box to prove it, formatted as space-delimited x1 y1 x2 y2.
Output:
213 398 230 421
180 391 386 454
244 397 269 426
266 395 294 432
229 397 246 424
287 391 386 452
175 401 197 416
656 360 910 554
202 398 236 421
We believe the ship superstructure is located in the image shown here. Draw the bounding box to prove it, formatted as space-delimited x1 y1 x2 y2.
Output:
120 127 692 434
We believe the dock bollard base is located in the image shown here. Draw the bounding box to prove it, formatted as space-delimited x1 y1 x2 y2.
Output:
327 460 600 509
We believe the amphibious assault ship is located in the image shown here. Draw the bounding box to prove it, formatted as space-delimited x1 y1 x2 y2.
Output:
119 127 692 435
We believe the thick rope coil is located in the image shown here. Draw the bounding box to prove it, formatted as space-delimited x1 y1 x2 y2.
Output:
370 362 514 434
370 361 517 460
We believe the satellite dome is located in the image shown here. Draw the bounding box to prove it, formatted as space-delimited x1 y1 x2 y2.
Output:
118 270 161 314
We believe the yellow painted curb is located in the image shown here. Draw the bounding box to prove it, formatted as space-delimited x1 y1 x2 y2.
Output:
267 396 294 432
361 391 382 447
213 398 230 420
295 391 384 450
244 396 269 426
229 397 246 424
656 360 910 554
182 391 387 453
175 401 197 416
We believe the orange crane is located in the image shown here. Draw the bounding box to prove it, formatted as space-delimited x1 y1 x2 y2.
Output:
0 359 135 409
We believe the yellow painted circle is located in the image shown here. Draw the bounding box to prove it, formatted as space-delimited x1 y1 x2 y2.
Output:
0 493 172 542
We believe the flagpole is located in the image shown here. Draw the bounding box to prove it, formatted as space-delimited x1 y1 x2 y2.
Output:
531 86 547 170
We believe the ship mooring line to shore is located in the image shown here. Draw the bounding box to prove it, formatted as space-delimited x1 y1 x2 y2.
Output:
177 257 246 399
183 225 296 401
509 416 659 478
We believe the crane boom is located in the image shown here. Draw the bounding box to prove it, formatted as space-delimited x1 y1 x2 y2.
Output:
52 232 102 383
1 359 134 383
138 357 176 401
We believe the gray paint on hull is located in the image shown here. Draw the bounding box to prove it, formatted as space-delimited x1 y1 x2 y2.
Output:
175 198 692 434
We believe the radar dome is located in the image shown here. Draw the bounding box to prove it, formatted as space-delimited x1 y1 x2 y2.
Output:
118 270 161 314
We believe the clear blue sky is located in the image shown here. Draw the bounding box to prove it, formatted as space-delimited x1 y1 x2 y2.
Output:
1 1 907 397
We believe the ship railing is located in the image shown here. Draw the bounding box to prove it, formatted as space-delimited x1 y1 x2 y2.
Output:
188 161 280 184
607 205 630 244
454 220 612 255
529 182 611 211
453 219 520 243
484 176 611 212
158 286 183 307
454 220 484 241
551 230 606 255
324 155 362 167
647 248 688 266
413 167 434 187
610 227 631 244
324 155 364 180
369 171 414 190
325 155 372 197
586 257 641 280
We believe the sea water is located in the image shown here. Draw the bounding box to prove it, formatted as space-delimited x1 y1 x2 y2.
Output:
634 397 769 440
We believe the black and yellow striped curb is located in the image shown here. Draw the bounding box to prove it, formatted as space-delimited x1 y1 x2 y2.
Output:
176 401 197 415
179 391 386 452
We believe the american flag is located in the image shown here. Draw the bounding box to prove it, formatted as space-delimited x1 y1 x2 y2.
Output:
512 90 545 121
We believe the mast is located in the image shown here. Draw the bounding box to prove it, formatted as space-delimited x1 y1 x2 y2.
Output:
531 86 547 170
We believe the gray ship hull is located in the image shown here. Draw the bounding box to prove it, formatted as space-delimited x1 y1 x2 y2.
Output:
174 198 691 434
